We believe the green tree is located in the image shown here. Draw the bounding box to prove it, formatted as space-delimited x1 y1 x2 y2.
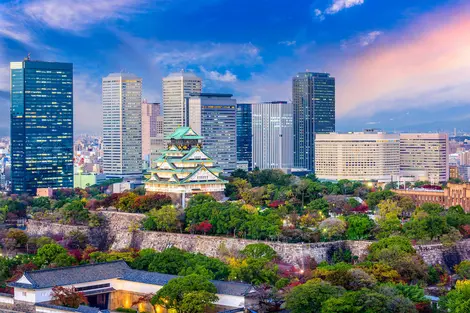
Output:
229 257 278 285
116 193 138 212
366 190 395 208
52 253 78 267
151 275 217 312
455 261 470 279
31 197 51 209
36 243 68 266
285 280 345 313
6 229 28 248
439 280 470 313
61 200 89 224
345 214 375 240
240 243 276 260
319 218 346 240
147 205 180 232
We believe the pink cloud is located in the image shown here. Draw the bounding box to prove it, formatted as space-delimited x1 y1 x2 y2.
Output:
336 6 470 117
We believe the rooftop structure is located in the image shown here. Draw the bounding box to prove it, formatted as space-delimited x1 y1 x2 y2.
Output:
145 126 227 207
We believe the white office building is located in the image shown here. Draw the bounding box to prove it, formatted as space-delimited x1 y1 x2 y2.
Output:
315 131 400 181
400 133 449 183
252 101 293 171
162 71 202 137
189 93 237 173
102 73 142 178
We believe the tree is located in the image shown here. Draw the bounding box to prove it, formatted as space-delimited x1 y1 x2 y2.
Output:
147 205 180 232
151 275 217 312
52 253 78 267
6 229 28 248
345 214 375 240
455 261 470 279
116 192 138 212
229 257 278 285
65 230 89 249
31 197 51 209
285 280 345 313
377 200 403 219
419 203 444 215
240 244 276 261
319 218 346 240
61 200 89 224
366 190 395 208
51 286 88 308
439 280 470 313
36 243 68 266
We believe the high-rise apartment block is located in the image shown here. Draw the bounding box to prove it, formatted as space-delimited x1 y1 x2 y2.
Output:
292 72 335 172
102 73 142 178
10 60 73 194
142 100 164 166
189 93 237 173
162 72 202 137
315 131 400 181
252 102 293 170
400 133 449 183
236 103 253 171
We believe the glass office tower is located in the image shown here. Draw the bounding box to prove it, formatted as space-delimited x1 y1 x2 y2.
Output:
236 103 252 171
292 72 335 172
10 59 73 194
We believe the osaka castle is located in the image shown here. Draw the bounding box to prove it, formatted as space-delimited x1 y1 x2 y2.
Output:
145 126 227 207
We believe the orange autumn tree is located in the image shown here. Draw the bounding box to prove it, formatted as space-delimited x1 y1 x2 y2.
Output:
51 286 88 308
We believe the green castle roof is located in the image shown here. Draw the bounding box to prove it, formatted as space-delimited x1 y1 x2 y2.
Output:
165 126 204 140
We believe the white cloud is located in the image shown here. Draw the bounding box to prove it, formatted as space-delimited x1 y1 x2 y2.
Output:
23 0 145 31
341 30 383 49
325 0 365 14
200 67 237 82
315 0 364 20
359 31 383 46
278 40 297 46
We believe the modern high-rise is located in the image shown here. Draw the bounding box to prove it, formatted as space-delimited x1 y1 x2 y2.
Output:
400 133 449 183
102 73 142 178
292 72 335 172
236 103 253 171
189 93 237 173
315 131 400 181
252 101 293 171
162 72 202 137
10 59 73 194
142 100 164 166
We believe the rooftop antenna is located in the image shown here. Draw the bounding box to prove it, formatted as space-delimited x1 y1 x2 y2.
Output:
24 53 31 61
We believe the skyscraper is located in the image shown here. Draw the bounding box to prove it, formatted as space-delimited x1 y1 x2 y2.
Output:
102 73 142 178
162 72 202 137
10 59 73 194
189 93 237 173
236 103 253 171
142 100 164 167
252 101 293 170
292 72 335 172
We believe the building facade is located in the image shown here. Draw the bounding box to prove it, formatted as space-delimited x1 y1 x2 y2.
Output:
292 72 335 172
400 133 449 183
145 127 227 207
10 60 73 194
141 100 164 167
236 103 253 171
189 93 237 173
315 131 400 181
394 183 470 212
162 72 202 137
252 101 293 170
102 73 142 178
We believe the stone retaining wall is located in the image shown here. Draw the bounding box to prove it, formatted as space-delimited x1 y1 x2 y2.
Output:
26 211 470 268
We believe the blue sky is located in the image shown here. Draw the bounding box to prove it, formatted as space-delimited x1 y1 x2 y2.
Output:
1 0 470 135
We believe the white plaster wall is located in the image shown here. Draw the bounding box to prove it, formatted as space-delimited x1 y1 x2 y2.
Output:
216 294 245 308
0 295 14 304
14 287 36 303
113 280 162 294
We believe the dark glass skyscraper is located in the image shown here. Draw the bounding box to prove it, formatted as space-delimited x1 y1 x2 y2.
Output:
10 60 73 194
292 72 335 172
236 103 252 170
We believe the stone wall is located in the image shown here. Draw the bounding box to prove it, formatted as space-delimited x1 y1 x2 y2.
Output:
25 211 470 267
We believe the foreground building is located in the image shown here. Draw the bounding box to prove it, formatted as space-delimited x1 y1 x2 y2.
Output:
162 72 202 137
145 126 227 207
3 261 254 313
189 93 237 173
292 72 335 172
394 183 470 212
252 101 293 171
10 59 73 194
315 131 400 181
102 73 142 179
400 133 449 183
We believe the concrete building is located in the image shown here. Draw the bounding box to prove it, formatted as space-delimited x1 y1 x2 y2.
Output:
102 73 142 178
315 131 400 181
252 101 293 171
399 133 449 183
236 103 253 170
292 72 335 172
141 100 164 167
189 93 237 173
3 261 255 313
10 59 73 194
162 71 202 137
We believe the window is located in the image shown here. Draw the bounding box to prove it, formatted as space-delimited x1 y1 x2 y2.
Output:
22 292 27 297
